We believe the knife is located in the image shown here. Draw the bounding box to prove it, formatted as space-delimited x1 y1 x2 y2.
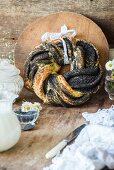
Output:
45 124 86 159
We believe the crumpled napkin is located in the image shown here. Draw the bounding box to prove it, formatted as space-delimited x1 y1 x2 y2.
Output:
44 106 114 170
74 124 114 169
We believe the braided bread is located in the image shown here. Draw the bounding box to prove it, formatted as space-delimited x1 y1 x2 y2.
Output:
24 37 103 107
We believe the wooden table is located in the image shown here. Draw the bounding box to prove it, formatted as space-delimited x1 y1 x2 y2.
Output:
0 87 113 170
0 0 114 169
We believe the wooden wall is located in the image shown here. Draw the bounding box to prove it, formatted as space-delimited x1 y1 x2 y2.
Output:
0 0 114 58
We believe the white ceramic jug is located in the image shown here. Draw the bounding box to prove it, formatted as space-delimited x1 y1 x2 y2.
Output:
0 59 24 95
0 91 21 152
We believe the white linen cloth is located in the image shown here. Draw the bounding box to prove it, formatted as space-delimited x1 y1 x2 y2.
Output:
44 105 114 170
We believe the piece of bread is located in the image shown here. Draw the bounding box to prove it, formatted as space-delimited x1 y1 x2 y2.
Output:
24 37 103 107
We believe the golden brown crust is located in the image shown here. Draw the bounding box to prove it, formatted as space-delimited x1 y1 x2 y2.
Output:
57 75 83 98
24 78 33 91
33 63 61 103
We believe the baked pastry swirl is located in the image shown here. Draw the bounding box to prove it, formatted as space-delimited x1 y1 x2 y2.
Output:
24 37 103 107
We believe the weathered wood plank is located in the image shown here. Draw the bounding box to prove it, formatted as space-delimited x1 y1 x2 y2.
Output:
0 0 114 58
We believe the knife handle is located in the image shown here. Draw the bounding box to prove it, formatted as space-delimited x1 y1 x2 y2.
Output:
45 139 68 159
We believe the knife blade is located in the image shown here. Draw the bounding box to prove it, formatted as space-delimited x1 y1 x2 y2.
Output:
45 124 86 159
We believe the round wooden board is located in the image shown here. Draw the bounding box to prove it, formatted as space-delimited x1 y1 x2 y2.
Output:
15 11 109 77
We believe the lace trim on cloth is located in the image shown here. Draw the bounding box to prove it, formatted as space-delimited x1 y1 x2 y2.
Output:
83 105 114 127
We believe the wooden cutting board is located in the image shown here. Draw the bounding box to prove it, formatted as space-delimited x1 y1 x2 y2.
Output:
15 11 109 77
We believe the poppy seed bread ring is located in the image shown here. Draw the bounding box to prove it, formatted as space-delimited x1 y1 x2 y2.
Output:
24 37 103 107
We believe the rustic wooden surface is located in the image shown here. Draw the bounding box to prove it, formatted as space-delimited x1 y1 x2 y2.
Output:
0 88 113 170
0 0 114 61
15 12 109 76
0 1 114 170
